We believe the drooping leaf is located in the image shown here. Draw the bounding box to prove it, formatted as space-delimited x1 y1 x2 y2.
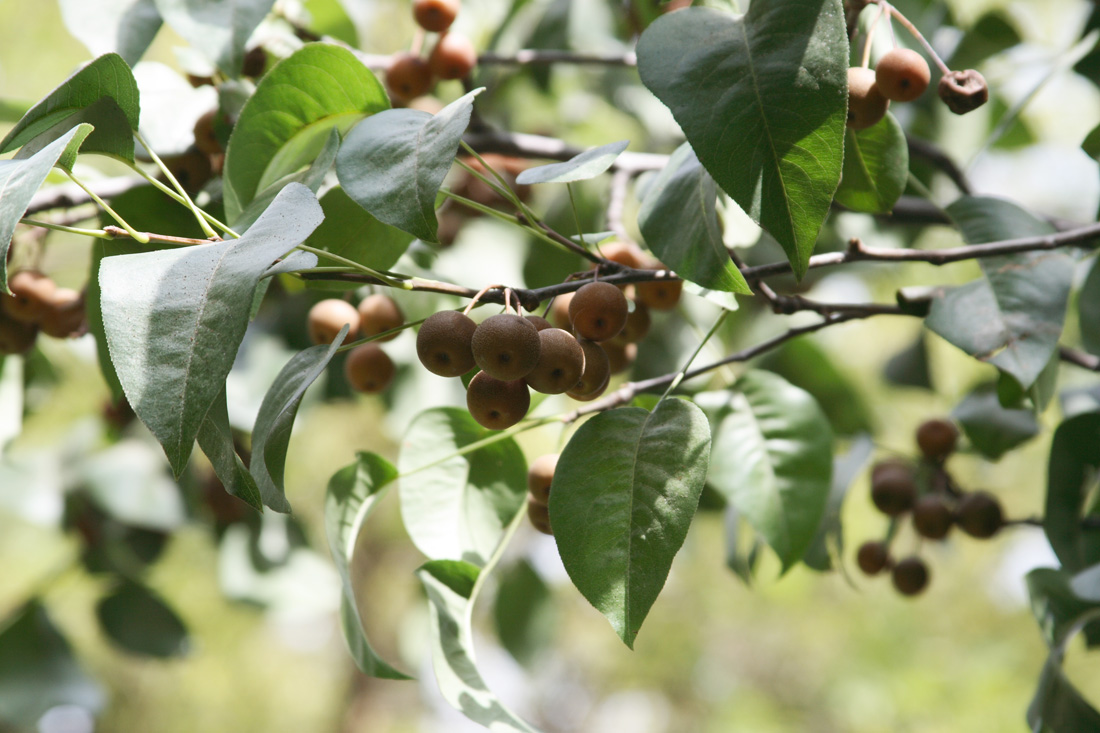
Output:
1027 567 1100 649
417 560 537 732
996 348 1060 414
952 384 1039 460
324 452 410 679
96 580 190 657
153 0 275 77
99 183 324 476
305 186 415 271
637 143 750 294
336 89 481 243
636 2 848 279
1028 655 1100 733
883 332 933 389
493 559 555 667
834 112 908 213
698 370 834 572
398 408 527 566
550 398 711 648
196 387 262 511
803 434 872 571
59 0 162 66
1080 255 1100 357
1045 413 1100 573
224 44 388 220
514 139 628 184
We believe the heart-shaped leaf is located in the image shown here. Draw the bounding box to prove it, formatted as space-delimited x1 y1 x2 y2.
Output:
834 111 908 213
550 398 711 648
336 89 481 243
638 142 750 294
637 2 848 279
96 580 190 657
514 139 628 184
99 183 324 476
153 0 274 76
196 388 262 511
59 0 162 66
306 186 415 271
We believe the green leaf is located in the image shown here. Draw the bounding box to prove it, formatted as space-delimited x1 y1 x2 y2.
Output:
96 580 189 657
15 97 133 165
324 452 410 679
834 112 908 213
0 601 104 727
514 139 628 184
1045 413 1100 573
883 333 933 389
1028 656 1100 733
306 186 415 271
153 0 274 76
0 53 140 158
0 125 93 294
952 384 1039 460
397 408 527 566
99 183 324 476
637 143 750 294
59 0 163 66
196 388 262 511
417 560 537 732
949 11 1021 70
803 434 872 571
698 370 834 572
925 197 1074 389
336 89 481 243
250 326 348 513
550 399 711 648
636 2 848 279
493 559 555 667
1027 568 1100 649
1080 255 1100 357
224 44 389 220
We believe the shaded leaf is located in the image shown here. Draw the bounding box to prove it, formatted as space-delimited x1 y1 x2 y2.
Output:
305 186 415 271
1027 567 1100 649
1080 255 1100 357
493 559 555 667
515 140 628 184
196 388 262 511
96 580 189 657
884 332 933 389
723 505 763 585
153 0 275 76
949 11 1020 70
1045 413 1100 573
835 112 908 213
59 0 162 66
952 384 1039 460
1028 656 1100 733
803 434 872 571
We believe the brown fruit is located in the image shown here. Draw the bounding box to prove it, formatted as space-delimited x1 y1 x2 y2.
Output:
525 315 552 332
2 270 55 323
386 53 433 101
165 148 213 194
916 418 958 461
471 313 541 381
566 371 609 402
912 495 953 540
413 0 459 33
39 287 85 338
955 491 1003 539
870 460 916 516
241 46 267 78
416 310 477 377
357 294 404 342
856 540 890 576
345 343 395 394
466 371 530 430
549 292 573 330
527 496 553 535
308 299 360 345
616 301 650 343
847 66 889 130
874 48 930 102
598 241 644 269
0 315 36 354
570 339 610 398
938 69 988 115
193 110 222 156
527 453 558 506
603 340 636 374
525 328 585 394
891 556 930 596
429 32 477 80
634 261 682 310
569 282 628 342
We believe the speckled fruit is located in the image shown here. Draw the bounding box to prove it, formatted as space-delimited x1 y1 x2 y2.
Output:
386 53 433 101
527 497 553 535
525 328 585 394
345 344 395 394
569 281 628 342
875 48 930 102
471 313 541 381
429 32 477 80
527 453 558 506
413 0 459 32
2 270 55 324
466 371 530 430
357 294 404 342
308 299 360 345
416 310 477 377
847 66 889 130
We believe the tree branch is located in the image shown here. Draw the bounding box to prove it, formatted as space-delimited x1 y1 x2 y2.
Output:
1060 346 1100 372
478 50 637 67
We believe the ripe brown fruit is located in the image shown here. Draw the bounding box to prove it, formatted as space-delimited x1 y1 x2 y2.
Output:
549 292 573 330
413 0 459 33
386 53 433 101
527 453 558 506
567 371 610 401
955 491 1003 539
417 310 477 377
241 46 267 78
856 540 890 576
912 495 953 540
429 32 477 80
847 66 889 130
598 241 645 269
165 148 213 194
870 460 916 516
527 497 553 535
308 299 360 345
938 69 988 115
357 294 404 342
525 328 585 394
634 262 682 310
2 270 55 323
193 110 222 156
616 301 651 343
891 556 930 596
569 281 628 342
874 48 930 102
471 313 541 381
916 418 959 461
525 315 552 332
570 339 610 398
39 288 85 338
345 343 395 394
0 315 36 354
466 371 530 430
603 340 636 374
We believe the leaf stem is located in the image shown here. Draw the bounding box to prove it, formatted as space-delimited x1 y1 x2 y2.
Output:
19 217 113 239
566 182 588 250
129 164 239 238
295 245 409 288
884 2 950 74
64 171 150 243
658 310 729 402
134 131 219 239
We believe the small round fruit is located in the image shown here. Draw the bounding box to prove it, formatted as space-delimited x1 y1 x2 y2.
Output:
891 556 930 596
527 496 553 535
616 301 650 343
413 0 459 33
0 315 36 354
634 263 682 310
193 110 222 156
570 339 610 398
856 540 890 576
386 53 433 101
525 328 585 394
416 310 477 377
874 48 930 102
466 371 530 430
525 315 552 332
39 287 85 338
345 343 395 394
870 461 916 516
598 241 644 269
847 66 889 130
549 293 573 330
955 491 1003 539
429 32 477 80
358 294 404 342
471 313 541 381
603 340 636 374
2 270 55 323
566 370 610 401
569 282 628 342
527 453 558 506
241 46 267 77
308 299 360 345
165 149 213 193
916 418 959 461
938 69 988 115
912 495 953 540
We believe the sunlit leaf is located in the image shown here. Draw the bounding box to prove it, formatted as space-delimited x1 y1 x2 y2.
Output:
515 139 628 184
59 0 162 66
153 0 275 76
835 112 908 213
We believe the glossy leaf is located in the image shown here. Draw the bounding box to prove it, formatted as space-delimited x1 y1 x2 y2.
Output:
418 560 536 732
96 580 189 657
324 452 410 679
59 0 162 66
636 2 848 279
99 183 324 476
835 112 908 213
336 89 480 243
637 143 750 294
224 44 388 220
1080 255 1100 357
550 399 711 648
699 370 834 572
196 388 262 511
398 408 527 566
153 0 274 76
952 384 1039 460
1045 413 1100 573
492 559 555 667
306 186 415 271
514 139 628 184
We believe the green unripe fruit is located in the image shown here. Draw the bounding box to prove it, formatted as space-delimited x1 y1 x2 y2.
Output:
525 328 585 394
471 313 541 381
416 310 477 377
569 281 628 342
527 453 558 506
345 343 395 394
308 299 360 345
466 371 530 430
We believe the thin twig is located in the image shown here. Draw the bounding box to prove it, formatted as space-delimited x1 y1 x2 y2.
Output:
1060 346 1100 372
478 50 637 66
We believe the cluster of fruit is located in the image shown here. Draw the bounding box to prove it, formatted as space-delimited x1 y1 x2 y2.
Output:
526 453 556 535
847 47 931 130
386 0 477 102
306 294 406 393
0 270 85 355
857 419 1006 596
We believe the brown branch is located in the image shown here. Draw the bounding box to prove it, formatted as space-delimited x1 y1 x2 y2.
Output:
478 50 637 66
1060 346 1100 372
101 226 221 246
462 129 668 174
